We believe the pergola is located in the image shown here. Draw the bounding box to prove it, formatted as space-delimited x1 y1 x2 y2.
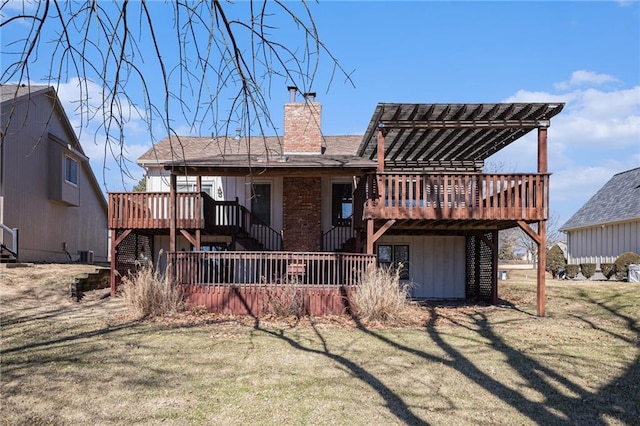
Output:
358 102 565 316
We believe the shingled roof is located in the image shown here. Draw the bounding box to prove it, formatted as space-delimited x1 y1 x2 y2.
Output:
0 84 51 103
138 134 362 165
560 167 640 231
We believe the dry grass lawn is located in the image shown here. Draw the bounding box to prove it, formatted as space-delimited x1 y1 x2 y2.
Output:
1 264 638 425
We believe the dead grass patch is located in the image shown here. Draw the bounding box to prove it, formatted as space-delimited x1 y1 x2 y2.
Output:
1 264 639 425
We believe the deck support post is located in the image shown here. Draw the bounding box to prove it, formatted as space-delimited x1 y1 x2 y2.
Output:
195 176 202 250
538 126 548 174
377 127 385 172
535 124 549 317
366 219 374 254
110 230 117 297
537 220 547 317
517 219 546 317
170 173 177 252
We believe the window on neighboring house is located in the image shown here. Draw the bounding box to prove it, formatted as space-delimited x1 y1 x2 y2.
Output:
251 183 271 226
332 183 353 226
64 156 78 185
377 244 410 279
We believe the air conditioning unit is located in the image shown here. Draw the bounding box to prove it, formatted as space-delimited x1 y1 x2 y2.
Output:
78 250 94 264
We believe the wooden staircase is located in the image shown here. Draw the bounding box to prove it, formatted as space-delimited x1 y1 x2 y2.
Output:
234 231 265 251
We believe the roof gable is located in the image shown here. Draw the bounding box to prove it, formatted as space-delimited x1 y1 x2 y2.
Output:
1 84 107 212
560 167 640 231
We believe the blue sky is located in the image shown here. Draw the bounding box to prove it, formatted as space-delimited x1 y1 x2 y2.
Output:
2 1 639 229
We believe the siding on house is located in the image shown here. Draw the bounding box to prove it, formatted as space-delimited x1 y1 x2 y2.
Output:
377 235 466 299
565 219 640 266
0 86 108 262
561 168 640 267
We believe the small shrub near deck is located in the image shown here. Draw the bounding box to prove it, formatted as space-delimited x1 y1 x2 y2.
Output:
121 263 184 317
353 264 412 322
546 245 567 278
614 252 640 281
580 263 596 279
565 264 580 279
264 280 304 318
600 263 615 279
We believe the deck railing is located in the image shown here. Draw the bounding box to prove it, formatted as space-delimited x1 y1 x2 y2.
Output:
109 192 212 229
108 194 282 249
238 205 283 251
168 251 375 286
357 173 549 221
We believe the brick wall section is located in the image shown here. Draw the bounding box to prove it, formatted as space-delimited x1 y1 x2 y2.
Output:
282 177 322 251
283 102 322 153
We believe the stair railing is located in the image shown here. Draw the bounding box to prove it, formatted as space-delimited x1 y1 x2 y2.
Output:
322 216 354 252
0 223 18 261
238 205 282 251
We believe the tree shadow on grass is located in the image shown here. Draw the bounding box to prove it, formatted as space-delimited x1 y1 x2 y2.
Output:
229 290 429 425
254 321 429 426
348 301 639 425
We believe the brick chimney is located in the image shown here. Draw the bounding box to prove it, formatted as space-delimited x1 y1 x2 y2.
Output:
283 86 322 154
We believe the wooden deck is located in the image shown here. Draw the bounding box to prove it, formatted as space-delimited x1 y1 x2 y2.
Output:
169 251 375 316
108 193 282 250
356 172 549 222
109 192 213 230
168 251 374 286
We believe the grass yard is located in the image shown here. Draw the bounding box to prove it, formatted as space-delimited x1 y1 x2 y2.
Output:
1 265 638 425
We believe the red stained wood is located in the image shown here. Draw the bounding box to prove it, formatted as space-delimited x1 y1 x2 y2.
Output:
360 173 549 222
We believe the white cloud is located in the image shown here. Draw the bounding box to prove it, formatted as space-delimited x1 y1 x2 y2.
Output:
554 70 620 91
504 86 640 149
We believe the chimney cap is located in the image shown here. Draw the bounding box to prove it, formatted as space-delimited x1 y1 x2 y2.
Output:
287 86 298 102
303 92 316 101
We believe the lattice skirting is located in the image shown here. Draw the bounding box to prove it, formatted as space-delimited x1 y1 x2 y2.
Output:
465 231 497 302
115 230 153 284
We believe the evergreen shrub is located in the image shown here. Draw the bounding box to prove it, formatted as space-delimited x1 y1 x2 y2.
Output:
613 252 640 281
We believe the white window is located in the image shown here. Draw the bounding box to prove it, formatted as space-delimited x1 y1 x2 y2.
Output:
177 183 213 197
64 156 78 185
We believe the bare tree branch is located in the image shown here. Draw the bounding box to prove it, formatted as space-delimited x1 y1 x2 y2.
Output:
1 0 354 190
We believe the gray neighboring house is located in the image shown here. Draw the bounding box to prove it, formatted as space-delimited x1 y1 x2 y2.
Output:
560 167 640 267
0 84 108 263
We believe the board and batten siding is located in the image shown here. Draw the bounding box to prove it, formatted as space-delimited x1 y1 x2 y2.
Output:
0 90 108 262
377 235 466 299
566 219 640 266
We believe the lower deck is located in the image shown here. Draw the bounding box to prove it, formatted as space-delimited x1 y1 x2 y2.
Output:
113 231 499 316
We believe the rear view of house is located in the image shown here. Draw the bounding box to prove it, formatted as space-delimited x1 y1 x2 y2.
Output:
109 88 564 316
0 85 107 263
